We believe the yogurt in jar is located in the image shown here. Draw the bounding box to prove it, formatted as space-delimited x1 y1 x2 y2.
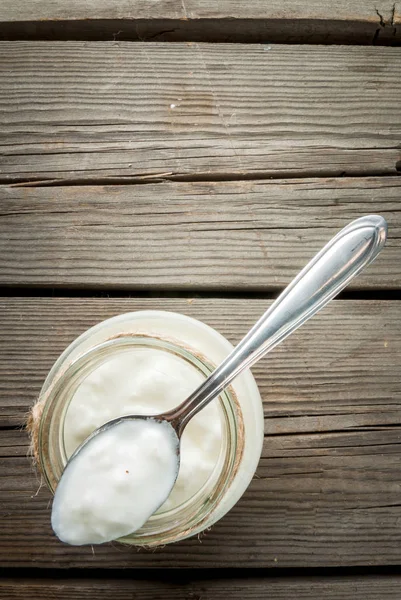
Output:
63 347 223 513
38 310 264 547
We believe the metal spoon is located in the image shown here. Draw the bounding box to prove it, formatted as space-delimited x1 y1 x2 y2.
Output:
54 215 387 540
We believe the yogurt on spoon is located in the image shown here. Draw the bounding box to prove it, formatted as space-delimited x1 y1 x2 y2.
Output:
51 418 179 545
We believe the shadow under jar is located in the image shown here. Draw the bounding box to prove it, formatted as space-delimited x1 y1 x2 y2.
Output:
37 311 264 546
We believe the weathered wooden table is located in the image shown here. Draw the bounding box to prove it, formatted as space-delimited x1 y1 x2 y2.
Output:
0 1 401 597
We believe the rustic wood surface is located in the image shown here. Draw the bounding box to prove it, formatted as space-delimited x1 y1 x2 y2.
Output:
1 2 401 594
0 297 400 567
0 0 400 44
1 0 399 24
1 177 400 291
0 43 400 183
1 575 401 599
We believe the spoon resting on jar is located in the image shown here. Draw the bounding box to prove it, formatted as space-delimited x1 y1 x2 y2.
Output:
52 215 387 546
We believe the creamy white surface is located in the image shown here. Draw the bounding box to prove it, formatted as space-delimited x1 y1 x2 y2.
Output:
64 348 222 512
52 419 179 545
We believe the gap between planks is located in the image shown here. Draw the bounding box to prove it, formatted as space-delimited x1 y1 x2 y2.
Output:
1 288 401 301
3 169 401 189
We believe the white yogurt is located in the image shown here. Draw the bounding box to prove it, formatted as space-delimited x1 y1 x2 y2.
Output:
52 419 179 545
63 347 223 513
39 311 264 546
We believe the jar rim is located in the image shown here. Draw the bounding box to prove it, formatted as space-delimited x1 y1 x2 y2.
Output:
38 331 244 546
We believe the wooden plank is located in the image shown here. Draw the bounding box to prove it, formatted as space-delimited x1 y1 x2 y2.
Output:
1 298 399 428
1 178 400 291
0 43 400 182
0 297 401 567
5 426 401 567
0 0 400 44
1 575 401 599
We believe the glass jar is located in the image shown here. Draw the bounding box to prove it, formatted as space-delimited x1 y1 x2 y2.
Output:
37 310 264 546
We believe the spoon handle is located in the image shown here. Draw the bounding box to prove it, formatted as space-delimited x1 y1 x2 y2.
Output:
170 215 387 434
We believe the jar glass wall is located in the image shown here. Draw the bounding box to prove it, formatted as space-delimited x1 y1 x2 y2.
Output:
37 311 264 546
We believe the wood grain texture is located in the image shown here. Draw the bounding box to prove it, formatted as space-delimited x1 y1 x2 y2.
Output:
1 575 401 599
0 0 399 44
5 426 401 568
1 297 399 428
0 43 400 182
0 0 398 23
1 178 400 291
0 297 401 567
